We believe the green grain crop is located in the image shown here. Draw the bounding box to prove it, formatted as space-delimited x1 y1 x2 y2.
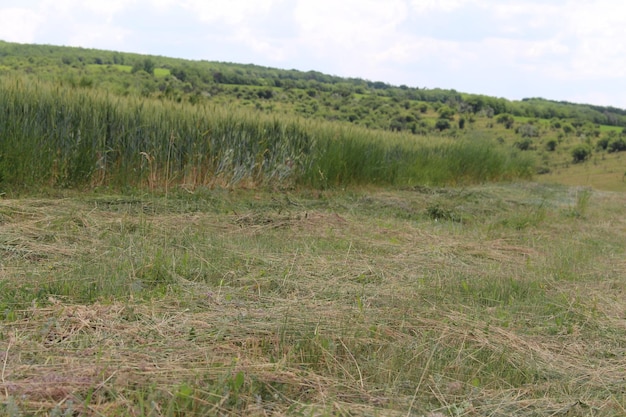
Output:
0 75 534 193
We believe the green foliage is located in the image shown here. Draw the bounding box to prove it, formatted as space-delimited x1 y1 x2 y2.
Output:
496 113 515 129
571 144 592 163
514 138 533 151
437 105 456 120
435 118 451 131
10 40 626 193
0 76 312 189
562 123 575 134
131 58 155 75
426 203 463 222
597 136 610 150
545 138 558 151
516 123 539 138
607 136 626 153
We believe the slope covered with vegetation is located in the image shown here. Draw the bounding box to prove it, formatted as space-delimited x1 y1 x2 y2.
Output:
1 41 625 193
0 41 539 193
1 42 625 417
2 40 626 130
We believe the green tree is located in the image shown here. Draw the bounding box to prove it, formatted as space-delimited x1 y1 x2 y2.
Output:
437 105 455 120
132 58 155 75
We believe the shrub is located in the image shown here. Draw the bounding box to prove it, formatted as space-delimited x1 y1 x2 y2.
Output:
435 118 451 131
545 139 557 151
607 137 626 153
514 138 533 151
562 123 574 135
437 105 455 120
496 113 515 129
426 204 462 222
516 123 539 138
571 144 592 163
596 137 610 150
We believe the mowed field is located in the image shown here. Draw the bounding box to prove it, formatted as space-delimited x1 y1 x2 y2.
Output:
1 183 625 416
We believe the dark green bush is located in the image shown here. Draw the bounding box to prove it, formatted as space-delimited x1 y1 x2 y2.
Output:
571 144 592 163
435 118 451 131
514 138 533 151
607 137 626 153
496 114 515 129
596 137 610 150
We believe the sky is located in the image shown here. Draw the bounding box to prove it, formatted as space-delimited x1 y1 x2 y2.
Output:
1 0 626 108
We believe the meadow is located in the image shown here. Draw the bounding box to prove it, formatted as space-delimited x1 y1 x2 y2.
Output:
0 43 625 416
1 184 625 416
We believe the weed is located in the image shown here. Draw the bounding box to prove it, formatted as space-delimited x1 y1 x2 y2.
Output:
570 188 592 218
426 204 463 222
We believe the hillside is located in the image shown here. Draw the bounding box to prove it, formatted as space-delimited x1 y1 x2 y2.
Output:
2 41 626 130
1 40 625 191
1 41 625 417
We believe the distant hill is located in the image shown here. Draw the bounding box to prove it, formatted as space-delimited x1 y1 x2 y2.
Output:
1 40 625 132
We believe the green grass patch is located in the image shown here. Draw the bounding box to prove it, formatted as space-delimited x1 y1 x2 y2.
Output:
154 67 170 77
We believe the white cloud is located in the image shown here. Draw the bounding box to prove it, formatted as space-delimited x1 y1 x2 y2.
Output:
374 35 471 67
67 23 132 49
560 1 626 79
83 0 135 18
0 8 44 43
180 0 281 25
489 2 562 35
288 0 411 78
565 0 626 37
410 0 474 14
294 0 407 48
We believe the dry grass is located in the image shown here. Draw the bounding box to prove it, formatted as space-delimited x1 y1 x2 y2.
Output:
1 183 625 416
537 147 626 192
